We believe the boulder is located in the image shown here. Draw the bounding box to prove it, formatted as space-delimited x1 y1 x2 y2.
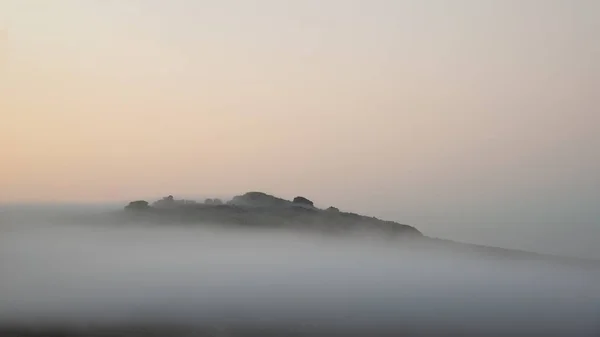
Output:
153 195 176 208
293 196 314 207
229 192 291 207
124 200 150 211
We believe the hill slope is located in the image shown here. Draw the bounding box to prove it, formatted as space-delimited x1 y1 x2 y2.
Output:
122 192 422 237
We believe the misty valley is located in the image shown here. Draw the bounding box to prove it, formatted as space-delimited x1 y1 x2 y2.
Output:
1 192 599 336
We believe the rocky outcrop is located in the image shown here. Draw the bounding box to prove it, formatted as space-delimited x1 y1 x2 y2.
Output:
152 195 175 208
228 192 291 208
122 192 422 237
292 196 314 207
124 200 150 211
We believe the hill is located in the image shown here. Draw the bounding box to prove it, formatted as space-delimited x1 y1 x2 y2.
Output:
121 192 422 237
118 192 600 269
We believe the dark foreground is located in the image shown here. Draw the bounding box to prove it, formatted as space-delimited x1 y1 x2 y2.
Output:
0 324 593 337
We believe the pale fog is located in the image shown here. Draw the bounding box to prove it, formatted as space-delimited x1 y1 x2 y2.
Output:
1 211 599 336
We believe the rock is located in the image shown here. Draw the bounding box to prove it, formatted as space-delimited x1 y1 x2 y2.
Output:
293 196 314 207
152 195 176 208
229 192 291 207
124 200 150 211
326 206 339 212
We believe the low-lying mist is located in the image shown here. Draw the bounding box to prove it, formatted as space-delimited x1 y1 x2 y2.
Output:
1 218 599 336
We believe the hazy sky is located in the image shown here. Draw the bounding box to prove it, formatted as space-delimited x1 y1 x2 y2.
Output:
1 1 599 256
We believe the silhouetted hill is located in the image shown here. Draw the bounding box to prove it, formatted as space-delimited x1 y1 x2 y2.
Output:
117 192 600 269
122 192 422 237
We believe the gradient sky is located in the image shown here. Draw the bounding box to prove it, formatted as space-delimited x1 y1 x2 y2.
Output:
1 1 599 257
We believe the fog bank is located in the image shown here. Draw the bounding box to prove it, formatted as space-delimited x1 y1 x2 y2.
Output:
1 222 599 336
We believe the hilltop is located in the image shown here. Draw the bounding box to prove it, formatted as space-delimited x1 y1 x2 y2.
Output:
122 192 422 237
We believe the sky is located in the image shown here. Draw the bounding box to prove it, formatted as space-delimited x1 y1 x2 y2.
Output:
1 0 599 257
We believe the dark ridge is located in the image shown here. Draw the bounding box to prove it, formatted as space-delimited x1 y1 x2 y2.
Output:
0 322 590 337
116 192 600 268
120 192 423 237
